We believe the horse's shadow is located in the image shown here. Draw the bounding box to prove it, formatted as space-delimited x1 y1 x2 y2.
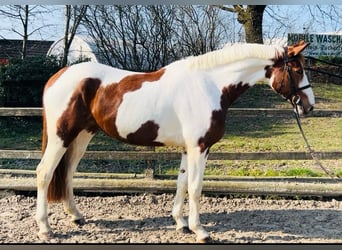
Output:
86 214 175 234
63 208 341 243
200 209 341 243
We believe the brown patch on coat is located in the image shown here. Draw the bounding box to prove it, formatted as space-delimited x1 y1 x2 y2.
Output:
126 120 164 146
198 82 250 153
56 78 101 147
91 68 166 143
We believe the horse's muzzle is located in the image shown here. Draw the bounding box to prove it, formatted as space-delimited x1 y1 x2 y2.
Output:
296 104 314 116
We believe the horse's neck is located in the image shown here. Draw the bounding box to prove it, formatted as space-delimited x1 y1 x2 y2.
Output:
207 58 273 90
184 43 282 90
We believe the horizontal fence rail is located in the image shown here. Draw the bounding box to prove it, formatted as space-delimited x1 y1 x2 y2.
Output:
0 107 42 116
1 169 342 197
1 107 342 117
1 107 341 197
1 150 342 161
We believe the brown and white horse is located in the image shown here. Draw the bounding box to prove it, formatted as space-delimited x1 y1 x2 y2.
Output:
36 41 314 242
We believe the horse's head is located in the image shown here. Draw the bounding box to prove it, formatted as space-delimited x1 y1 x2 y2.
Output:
267 41 315 115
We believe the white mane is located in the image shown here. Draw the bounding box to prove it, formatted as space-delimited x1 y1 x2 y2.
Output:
186 43 283 70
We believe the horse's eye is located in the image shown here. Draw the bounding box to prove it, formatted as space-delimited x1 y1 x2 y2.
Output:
295 69 303 75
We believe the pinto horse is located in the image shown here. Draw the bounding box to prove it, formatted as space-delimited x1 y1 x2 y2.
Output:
36 41 314 242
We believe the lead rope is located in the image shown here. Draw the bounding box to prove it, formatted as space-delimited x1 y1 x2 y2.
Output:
293 106 341 180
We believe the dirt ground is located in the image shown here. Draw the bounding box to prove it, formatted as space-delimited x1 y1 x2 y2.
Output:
0 192 341 244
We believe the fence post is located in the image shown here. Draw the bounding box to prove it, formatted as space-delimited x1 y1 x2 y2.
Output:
144 146 156 179
306 57 312 81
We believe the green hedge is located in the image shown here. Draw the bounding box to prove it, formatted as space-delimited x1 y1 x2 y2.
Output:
316 56 342 65
0 56 61 107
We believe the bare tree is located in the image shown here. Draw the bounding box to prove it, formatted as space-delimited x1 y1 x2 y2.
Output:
82 5 177 71
142 5 176 68
82 5 231 71
1 5 30 58
215 5 266 44
173 6 230 56
0 5 53 59
306 5 342 33
83 5 140 70
61 5 88 67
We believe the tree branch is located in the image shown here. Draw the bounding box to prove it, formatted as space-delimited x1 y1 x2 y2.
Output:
212 5 236 13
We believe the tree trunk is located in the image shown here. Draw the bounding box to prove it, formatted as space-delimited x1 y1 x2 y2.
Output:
21 5 29 59
62 5 71 67
61 5 88 67
215 5 266 44
236 5 266 44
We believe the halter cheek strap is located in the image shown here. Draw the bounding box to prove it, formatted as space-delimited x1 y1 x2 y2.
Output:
281 47 311 105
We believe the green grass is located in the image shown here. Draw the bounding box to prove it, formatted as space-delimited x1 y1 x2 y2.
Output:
311 83 342 109
1 82 341 177
213 116 342 152
161 160 325 177
207 166 322 177
284 167 322 177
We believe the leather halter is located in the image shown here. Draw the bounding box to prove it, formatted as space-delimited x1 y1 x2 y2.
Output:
281 47 312 106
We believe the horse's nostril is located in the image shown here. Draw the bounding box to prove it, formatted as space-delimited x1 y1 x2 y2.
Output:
308 106 314 112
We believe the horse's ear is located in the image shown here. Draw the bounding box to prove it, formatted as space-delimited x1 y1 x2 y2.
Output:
288 40 310 57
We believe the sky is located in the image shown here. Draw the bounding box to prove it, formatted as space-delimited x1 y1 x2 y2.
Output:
0 5 341 42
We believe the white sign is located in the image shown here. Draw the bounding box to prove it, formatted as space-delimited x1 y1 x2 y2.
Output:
288 33 342 56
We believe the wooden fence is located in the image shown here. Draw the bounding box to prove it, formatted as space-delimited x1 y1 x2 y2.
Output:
1 107 342 197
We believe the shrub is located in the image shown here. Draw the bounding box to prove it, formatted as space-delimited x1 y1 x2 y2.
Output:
0 56 61 107
315 56 342 65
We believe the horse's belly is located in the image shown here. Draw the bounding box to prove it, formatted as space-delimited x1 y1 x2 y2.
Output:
115 113 185 147
155 125 185 147
115 99 184 147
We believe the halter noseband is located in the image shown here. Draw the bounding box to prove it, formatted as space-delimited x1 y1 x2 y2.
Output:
281 47 312 106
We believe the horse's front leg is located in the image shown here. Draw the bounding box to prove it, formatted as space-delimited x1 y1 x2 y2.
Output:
187 146 210 243
172 152 189 232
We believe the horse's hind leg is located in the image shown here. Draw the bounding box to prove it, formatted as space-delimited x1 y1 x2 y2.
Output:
36 135 67 239
172 152 190 232
62 130 94 225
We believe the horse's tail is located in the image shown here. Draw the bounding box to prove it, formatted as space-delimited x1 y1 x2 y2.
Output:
41 109 47 154
41 68 70 203
47 152 69 202
44 117 70 203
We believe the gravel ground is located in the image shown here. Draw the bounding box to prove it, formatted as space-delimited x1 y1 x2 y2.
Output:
0 192 342 244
